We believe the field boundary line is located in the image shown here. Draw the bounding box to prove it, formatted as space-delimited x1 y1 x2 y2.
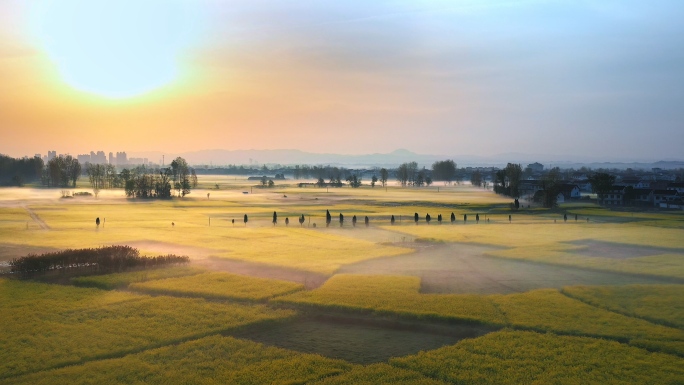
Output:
559 288 684 331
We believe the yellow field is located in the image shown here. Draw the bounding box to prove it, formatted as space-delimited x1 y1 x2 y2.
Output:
3 335 350 385
276 275 506 325
71 266 206 289
1 179 684 383
562 285 684 329
0 279 294 379
391 330 684 385
130 271 305 300
277 275 684 355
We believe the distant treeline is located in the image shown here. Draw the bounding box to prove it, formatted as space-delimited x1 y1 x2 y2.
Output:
0 154 44 186
8 245 189 278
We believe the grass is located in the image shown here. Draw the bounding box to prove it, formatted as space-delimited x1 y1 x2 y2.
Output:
561 284 684 329
2 180 684 382
71 266 206 290
277 275 684 355
276 275 507 325
0 279 294 379
130 271 305 300
310 363 449 385
391 330 684 385
3 335 351 385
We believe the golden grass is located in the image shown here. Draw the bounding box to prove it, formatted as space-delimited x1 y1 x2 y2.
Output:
4 335 350 385
276 275 507 325
0 279 294 379
278 276 684 355
562 285 684 329
71 266 206 290
130 271 305 300
391 330 684 385
310 363 449 385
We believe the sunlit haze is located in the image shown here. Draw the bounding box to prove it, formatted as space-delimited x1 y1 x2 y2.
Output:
1 0 683 161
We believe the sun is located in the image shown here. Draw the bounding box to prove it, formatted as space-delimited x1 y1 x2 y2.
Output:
32 0 200 99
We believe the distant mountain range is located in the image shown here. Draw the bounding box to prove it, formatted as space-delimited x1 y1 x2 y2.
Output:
128 148 684 170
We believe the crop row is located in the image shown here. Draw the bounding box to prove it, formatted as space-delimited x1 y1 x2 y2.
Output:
129 271 305 301
0 279 293 379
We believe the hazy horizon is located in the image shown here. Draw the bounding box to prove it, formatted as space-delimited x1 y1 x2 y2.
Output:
2 1 683 160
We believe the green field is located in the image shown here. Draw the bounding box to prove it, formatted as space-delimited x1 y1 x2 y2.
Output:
1 179 683 383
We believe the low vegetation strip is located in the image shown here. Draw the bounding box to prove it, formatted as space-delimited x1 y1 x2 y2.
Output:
561 284 684 329
3 335 351 385
129 272 305 301
275 275 507 325
0 279 294 379
71 266 206 290
8 245 189 278
390 330 684 385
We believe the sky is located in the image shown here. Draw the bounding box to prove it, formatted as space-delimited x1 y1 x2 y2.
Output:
1 0 683 161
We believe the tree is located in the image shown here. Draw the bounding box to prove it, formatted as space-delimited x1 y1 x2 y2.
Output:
268 179 274 188
285 217 289 226
588 172 616 204
352 215 357 227
170 157 191 197
299 214 305 227
437 214 442 224
470 170 483 187
272 211 277 226
426 213 431 224
339 213 344 227
450 212 455 224
432 160 456 185
371 175 378 187
317 177 326 188
190 169 198 188
505 163 523 198
391 215 395 225
365 216 369 227
379 168 388 187
414 212 419 224
261 176 268 186
243 214 248 226
326 210 332 227
539 167 563 208
346 175 361 188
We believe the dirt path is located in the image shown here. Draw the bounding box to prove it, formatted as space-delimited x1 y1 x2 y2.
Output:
23 206 50 230
194 258 328 289
338 242 673 294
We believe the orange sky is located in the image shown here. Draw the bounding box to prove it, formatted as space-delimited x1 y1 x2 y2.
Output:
1 1 683 161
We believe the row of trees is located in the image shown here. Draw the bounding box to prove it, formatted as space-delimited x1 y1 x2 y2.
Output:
396 162 433 187
42 155 81 188
0 154 44 186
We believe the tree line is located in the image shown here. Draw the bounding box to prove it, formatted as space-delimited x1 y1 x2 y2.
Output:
0 154 44 186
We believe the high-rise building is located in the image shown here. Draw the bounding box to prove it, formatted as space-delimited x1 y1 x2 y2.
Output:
77 154 91 164
116 152 127 165
47 151 56 161
109 152 114 165
89 151 107 164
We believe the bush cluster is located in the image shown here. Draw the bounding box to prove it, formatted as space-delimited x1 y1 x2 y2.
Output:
9 246 189 278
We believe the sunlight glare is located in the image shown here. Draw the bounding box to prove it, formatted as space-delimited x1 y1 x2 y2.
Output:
32 0 201 99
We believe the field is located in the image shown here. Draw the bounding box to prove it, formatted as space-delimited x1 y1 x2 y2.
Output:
1 177 683 383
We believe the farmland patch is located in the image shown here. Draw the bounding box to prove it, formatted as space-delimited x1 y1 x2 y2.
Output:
229 315 493 364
